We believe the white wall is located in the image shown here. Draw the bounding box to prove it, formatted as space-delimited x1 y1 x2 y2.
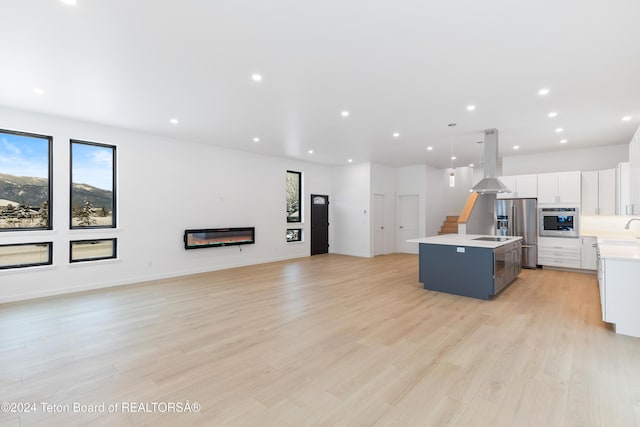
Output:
330 163 371 258
502 144 628 175
0 107 335 303
423 166 474 236
371 163 396 255
396 165 427 249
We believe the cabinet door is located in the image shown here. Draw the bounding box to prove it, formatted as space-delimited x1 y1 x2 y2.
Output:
581 171 599 215
618 162 631 215
581 237 597 270
598 168 616 215
537 174 558 204
516 175 537 198
558 172 581 204
631 128 640 214
598 258 605 319
497 176 516 199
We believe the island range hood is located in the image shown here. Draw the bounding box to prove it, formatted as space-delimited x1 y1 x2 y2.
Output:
471 128 511 194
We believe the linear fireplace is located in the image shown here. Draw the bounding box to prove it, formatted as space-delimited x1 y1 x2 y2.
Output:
184 227 255 249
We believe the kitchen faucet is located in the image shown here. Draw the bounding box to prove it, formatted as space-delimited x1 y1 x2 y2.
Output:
624 218 640 230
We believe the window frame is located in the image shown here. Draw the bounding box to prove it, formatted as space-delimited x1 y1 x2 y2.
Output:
0 128 53 232
69 238 118 263
0 242 53 270
286 170 302 223
286 228 302 242
69 139 117 229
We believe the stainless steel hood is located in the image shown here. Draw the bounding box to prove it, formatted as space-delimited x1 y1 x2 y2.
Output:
471 128 511 194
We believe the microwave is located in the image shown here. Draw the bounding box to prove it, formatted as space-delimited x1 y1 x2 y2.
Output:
539 207 579 237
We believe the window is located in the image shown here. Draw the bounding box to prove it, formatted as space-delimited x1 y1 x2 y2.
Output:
286 170 301 223
70 140 116 229
70 238 117 263
286 228 302 242
0 129 52 231
0 242 52 269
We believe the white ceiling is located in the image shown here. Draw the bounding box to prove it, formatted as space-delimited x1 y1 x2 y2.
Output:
1 0 639 169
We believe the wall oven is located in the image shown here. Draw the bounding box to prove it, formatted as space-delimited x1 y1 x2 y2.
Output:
539 207 579 238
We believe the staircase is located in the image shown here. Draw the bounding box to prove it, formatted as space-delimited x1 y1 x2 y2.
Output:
438 216 459 235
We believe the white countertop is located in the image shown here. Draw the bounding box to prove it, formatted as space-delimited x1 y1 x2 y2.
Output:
596 237 640 261
408 234 522 249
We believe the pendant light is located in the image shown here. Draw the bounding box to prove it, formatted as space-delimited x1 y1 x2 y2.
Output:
448 123 456 187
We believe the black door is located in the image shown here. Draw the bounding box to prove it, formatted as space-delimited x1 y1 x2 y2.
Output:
310 194 329 255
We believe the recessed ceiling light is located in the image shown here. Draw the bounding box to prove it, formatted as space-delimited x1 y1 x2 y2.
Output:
32 87 45 95
538 88 550 96
622 116 632 121
548 112 558 118
466 105 476 111
308 149 314 154
427 146 433 151
392 132 400 138
251 74 262 82
170 118 178 125
469 163 474 167
555 127 564 133
60 0 77 5
513 145 520 150
341 110 350 117
560 139 568 144
253 137 260 143
347 159 353 163
451 156 456 160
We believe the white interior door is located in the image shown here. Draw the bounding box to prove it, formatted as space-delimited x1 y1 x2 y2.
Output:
373 194 385 256
397 195 419 254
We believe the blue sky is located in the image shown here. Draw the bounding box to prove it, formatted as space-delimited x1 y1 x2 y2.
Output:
0 132 49 178
72 143 113 191
0 132 113 191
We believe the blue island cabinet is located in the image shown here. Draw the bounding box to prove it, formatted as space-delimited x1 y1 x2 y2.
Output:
419 243 496 300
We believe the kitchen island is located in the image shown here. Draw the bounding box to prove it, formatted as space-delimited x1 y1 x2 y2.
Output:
596 238 640 338
409 234 523 300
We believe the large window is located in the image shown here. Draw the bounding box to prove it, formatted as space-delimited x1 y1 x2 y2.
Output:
70 140 116 229
0 129 52 231
286 170 301 223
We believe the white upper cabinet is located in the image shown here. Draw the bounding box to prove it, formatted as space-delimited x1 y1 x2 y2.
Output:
581 169 616 215
629 126 640 214
496 174 537 199
537 171 581 205
497 176 516 199
617 162 631 215
598 169 616 215
581 171 598 214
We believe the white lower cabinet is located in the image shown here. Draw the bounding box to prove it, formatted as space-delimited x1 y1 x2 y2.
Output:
538 237 581 269
598 256 640 338
580 237 598 270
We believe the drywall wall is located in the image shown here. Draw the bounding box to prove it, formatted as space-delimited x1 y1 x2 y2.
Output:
330 163 371 258
502 144 628 175
423 166 474 236
0 107 334 302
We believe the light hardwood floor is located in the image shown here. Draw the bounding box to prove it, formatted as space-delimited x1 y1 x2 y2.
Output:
1 254 639 426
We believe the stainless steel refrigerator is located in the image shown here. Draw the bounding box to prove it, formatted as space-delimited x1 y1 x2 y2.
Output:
495 198 538 268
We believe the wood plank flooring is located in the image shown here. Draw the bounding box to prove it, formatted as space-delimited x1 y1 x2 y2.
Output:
1 254 639 426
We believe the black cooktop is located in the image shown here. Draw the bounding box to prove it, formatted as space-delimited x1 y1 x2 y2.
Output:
472 236 511 242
